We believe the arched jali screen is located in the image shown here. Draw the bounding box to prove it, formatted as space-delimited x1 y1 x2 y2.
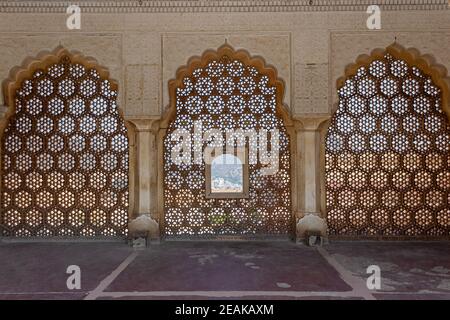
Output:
326 46 450 237
163 45 293 238
1 49 129 237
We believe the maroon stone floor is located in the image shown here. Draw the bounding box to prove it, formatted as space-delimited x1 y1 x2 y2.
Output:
0 240 448 300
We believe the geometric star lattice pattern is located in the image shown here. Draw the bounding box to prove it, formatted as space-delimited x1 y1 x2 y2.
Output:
326 53 450 237
1 56 129 237
164 55 292 237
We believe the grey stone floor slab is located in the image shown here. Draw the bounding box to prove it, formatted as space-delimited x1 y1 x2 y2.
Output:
0 240 449 300
105 241 351 292
325 241 450 294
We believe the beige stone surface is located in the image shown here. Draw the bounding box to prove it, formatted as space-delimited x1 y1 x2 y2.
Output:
125 64 160 116
0 34 122 106
330 31 450 110
0 8 449 117
161 33 291 113
0 2 449 234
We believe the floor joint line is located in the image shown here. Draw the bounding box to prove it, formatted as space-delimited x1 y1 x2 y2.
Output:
84 251 139 300
317 247 376 300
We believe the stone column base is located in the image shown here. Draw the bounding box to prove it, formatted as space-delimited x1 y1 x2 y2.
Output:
128 214 160 247
296 213 328 246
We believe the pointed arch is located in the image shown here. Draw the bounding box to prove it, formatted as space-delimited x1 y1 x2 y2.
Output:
0 47 130 237
336 43 450 121
2 46 121 126
158 44 297 238
160 44 293 128
326 43 450 238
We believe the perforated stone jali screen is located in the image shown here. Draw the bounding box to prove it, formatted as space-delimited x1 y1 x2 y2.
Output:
163 52 293 238
326 53 450 237
1 56 129 237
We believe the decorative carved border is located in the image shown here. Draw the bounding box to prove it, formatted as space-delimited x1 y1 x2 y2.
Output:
155 44 300 228
2 46 120 128
336 43 450 122
161 43 292 128
327 43 450 239
0 0 447 13
0 46 136 219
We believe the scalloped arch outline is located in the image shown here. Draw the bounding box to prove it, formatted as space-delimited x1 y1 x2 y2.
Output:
0 46 136 222
335 43 450 122
160 43 293 129
1 46 124 134
155 44 300 226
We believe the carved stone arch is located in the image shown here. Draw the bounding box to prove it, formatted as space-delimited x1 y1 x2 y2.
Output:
1 46 131 237
160 44 293 128
335 43 450 121
3 47 119 123
325 43 450 238
157 44 298 238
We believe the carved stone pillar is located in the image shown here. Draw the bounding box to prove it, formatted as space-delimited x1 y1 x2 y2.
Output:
295 116 330 242
126 118 160 241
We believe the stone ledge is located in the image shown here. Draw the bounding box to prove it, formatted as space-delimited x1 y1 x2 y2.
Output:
0 0 447 13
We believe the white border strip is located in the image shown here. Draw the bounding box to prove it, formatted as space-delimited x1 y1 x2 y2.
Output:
84 251 139 300
95 290 361 299
317 247 376 300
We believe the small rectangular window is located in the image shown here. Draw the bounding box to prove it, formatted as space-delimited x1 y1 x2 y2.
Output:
205 147 249 199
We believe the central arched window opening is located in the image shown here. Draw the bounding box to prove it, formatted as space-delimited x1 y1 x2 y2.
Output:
163 45 293 238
